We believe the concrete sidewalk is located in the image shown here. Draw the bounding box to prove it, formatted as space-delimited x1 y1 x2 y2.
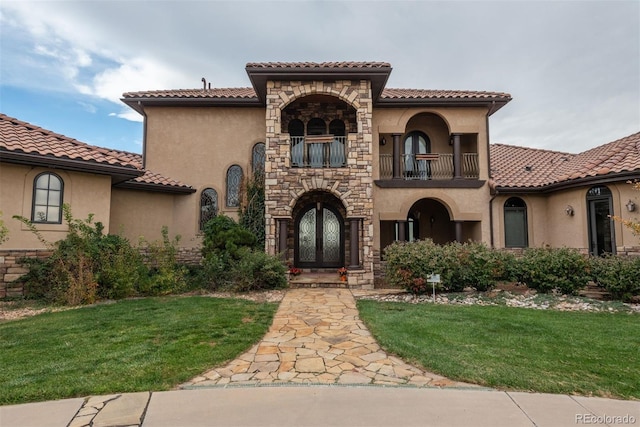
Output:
1 386 638 427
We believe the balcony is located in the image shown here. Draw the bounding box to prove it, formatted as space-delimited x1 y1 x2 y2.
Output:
377 153 484 188
291 136 347 168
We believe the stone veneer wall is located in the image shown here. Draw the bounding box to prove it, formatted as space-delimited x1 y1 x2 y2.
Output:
0 249 53 298
264 79 375 288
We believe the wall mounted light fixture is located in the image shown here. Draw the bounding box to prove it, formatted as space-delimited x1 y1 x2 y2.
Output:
626 200 636 212
565 205 574 216
380 137 386 146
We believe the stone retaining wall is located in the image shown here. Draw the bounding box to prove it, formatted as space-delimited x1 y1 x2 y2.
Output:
0 249 53 298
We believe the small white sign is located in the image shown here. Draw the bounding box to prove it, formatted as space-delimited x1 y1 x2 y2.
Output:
427 274 441 283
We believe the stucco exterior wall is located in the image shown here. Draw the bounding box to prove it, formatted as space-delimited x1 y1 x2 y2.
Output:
142 106 265 242
109 188 193 247
492 182 640 252
0 163 112 250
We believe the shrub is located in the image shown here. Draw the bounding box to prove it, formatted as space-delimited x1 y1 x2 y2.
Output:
512 247 590 294
227 248 287 292
590 255 640 302
384 240 508 294
202 215 258 260
138 226 187 296
200 215 286 292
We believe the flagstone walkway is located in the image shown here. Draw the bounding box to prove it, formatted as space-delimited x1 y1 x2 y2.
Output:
181 288 477 388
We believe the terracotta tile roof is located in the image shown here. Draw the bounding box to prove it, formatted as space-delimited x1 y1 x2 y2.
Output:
0 113 193 192
245 61 391 69
382 88 511 101
491 132 640 189
122 87 257 99
123 87 512 102
554 132 640 182
0 113 140 169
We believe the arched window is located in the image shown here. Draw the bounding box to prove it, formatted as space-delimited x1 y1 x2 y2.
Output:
226 165 243 208
587 186 615 255
504 197 528 248
403 131 431 179
252 143 266 175
288 119 304 136
329 119 346 136
307 118 326 135
200 188 218 230
32 172 63 223
289 120 304 167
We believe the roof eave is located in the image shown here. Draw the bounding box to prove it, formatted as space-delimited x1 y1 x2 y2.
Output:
114 180 196 194
122 96 263 113
376 97 511 113
0 149 143 184
494 171 640 194
245 66 393 104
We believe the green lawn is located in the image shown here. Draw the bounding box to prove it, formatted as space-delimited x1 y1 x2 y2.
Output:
357 300 640 400
0 296 277 405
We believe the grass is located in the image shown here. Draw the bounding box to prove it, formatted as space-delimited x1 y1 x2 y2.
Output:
357 300 640 400
0 296 278 405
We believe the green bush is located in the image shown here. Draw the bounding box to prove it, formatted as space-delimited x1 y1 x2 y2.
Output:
384 240 504 294
138 226 188 296
512 247 590 295
590 255 640 302
200 215 286 292
227 248 287 292
202 215 258 260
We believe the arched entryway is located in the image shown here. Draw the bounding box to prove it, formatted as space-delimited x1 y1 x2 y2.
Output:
293 191 346 268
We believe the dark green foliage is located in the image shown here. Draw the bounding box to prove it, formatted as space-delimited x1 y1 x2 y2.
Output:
590 255 640 302
138 226 188 296
201 215 258 260
384 240 508 294
511 247 591 294
200 215 286 291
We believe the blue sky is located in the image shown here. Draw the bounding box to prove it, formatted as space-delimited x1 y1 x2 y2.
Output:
1 1 638 155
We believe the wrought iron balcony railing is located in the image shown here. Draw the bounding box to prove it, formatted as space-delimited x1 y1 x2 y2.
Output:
379 153 479 180
291 136 347 168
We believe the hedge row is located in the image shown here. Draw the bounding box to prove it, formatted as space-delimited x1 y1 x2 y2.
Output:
384 240 640 301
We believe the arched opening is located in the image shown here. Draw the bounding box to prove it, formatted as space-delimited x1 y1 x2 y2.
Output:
587 186 616 255
292 191 346 268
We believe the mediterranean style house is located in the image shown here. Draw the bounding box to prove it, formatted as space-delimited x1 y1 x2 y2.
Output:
1 62 639 294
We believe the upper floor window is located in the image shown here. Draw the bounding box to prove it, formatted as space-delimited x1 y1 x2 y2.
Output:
200 188 218 230
307 118 326 135
252 143 266 176
329 119 346 136
404 131 431 179
288 119 304 136
504 197 528 248
226 165 243 207
32 172 63 223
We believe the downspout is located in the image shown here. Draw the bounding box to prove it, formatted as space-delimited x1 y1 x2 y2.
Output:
138 101 148 169
486 100 497 248
489 192 497 248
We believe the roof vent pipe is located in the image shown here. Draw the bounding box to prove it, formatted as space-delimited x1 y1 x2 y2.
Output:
202 77 207 90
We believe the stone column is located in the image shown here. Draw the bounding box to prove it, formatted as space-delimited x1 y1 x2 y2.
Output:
455 221 463 243
397 220 407 241
392 133 402 179
349 218 360 269
452 133 462 179
278 219 288 260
